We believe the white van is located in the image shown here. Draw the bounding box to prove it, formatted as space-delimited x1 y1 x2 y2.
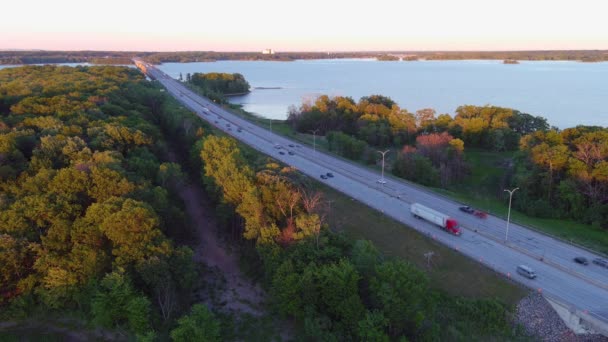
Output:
517 265 537 279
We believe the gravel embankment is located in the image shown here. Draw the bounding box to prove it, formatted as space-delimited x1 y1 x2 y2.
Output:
515 294 608 342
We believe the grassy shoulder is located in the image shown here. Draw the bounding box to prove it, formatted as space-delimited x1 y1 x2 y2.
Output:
219 102 607 255
316 182 528 306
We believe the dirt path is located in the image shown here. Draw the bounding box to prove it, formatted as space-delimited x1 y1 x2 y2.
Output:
166 149 265 315
176 182 266 315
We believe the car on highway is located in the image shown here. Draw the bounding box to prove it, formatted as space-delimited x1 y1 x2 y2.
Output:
326 172 334 178
516 265 537 279
320 174 328 180
237 128 242 132
459 206 475 214
574 257 589 265
288 151 295 155
593 258 608 268
214 120 218 124
279 151 285 155
274 144 281 149
288 144 295 147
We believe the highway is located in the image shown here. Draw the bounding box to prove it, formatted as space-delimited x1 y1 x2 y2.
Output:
135 60 608 330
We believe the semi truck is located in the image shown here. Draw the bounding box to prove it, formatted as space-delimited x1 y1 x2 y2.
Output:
410 203 461 236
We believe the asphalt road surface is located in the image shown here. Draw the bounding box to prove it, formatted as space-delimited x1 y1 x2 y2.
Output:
135 60 608 326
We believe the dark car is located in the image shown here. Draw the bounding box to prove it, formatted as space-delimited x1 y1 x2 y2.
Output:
237 128 242 132
288 144 295 147
320 174 328 179
288 151 295 155
593 258 608 268
574 257 589 265
459 206 475 214
326 172 334 178
279 151 285 155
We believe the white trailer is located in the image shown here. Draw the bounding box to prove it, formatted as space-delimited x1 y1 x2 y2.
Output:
410 203 461 235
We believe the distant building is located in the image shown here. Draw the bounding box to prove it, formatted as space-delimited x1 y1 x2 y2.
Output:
262 49 275 55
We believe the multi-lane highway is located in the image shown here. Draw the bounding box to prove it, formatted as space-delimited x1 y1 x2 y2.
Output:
135 60 608 331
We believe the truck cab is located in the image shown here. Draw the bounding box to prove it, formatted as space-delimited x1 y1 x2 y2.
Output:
445 219 461 235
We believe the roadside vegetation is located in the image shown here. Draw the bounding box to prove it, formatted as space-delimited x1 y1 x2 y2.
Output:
191 131 527 340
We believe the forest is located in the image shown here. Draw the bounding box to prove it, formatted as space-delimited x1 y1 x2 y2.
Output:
287 95 608 229
0 65 218 340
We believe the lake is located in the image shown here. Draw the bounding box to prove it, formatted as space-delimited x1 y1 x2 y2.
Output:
2 60 605 129
157 59 608 129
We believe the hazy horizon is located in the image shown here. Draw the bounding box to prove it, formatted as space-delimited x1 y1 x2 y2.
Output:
2 0 607 51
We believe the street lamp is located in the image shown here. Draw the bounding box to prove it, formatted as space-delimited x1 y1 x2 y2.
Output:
269 119 272 133
377 149 390 184
310 129 320 154
504 187 519 242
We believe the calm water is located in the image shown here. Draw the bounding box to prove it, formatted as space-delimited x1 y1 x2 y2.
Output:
2 61 605 128
158 59 608 129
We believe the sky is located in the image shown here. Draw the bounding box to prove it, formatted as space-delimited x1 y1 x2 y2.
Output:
2 0 607 51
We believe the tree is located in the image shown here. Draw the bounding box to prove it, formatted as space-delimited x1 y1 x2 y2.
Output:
351 239 382 278
357 310 390 342
300 260 365 335
271 260 304 317
371 260 436 337
295 213 322 247
415 108 436 132
100 199 171 268
201 136 254 206
170 304 221 342
91 271 152 334
157 162 185 187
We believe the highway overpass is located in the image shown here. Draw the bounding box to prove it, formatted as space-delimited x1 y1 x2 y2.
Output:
134 59 608 336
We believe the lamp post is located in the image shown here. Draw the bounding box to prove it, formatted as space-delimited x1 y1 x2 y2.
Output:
269 119 272 133
504 187 519 242
310 129 320 154
377 149 390 184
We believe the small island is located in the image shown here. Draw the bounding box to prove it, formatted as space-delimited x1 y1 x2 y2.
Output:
376 54 400 61
503 59 519 64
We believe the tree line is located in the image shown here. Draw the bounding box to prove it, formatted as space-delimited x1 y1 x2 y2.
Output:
516 126 608 226
288 94 608 228
3 50 607 66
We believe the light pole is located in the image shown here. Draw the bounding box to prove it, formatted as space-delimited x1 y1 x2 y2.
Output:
504 187 519 242
377 149 390 184
310 129 320 154
269 119 272 133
